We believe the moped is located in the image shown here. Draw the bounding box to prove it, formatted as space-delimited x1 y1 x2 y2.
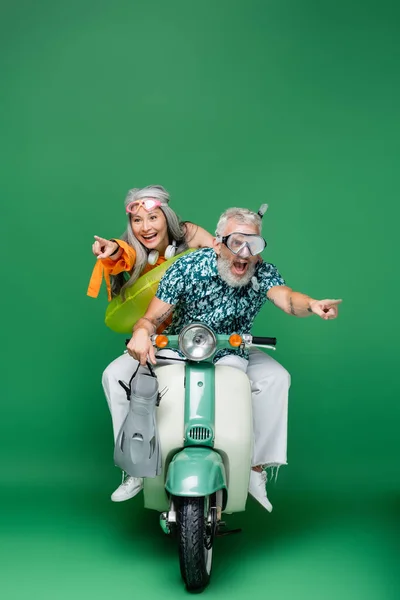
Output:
129 322 276 592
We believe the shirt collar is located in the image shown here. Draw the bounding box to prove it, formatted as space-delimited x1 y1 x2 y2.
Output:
208 249 220 278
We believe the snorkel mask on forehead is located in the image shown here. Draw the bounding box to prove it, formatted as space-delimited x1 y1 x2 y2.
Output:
126 197 168 215
216 204 269 257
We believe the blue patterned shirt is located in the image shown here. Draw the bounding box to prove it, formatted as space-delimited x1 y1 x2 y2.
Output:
156 248 285 360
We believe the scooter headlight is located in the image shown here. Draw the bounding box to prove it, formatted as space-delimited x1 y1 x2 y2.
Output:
178 323 217 361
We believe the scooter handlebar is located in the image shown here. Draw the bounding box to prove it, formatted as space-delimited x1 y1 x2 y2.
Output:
251 336 277 346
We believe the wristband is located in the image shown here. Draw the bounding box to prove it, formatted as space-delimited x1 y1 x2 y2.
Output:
110 240 120 256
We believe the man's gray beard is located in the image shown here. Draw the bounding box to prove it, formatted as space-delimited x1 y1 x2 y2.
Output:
217 254 256 288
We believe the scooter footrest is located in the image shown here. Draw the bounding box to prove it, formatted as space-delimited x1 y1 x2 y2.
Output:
216 525 242 537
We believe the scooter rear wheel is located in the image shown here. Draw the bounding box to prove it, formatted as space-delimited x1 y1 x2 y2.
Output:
177 495 214 592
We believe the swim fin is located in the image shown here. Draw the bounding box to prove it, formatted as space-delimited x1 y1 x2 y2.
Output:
114 371 162 478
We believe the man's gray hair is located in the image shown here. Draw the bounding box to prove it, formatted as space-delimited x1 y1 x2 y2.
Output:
215 207 262 237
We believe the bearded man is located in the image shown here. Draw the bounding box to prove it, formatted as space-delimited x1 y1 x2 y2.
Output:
122 207 341 510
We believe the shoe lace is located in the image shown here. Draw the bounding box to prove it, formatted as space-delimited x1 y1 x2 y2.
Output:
121 472 133 487
259 470 267 486
122 476 134 487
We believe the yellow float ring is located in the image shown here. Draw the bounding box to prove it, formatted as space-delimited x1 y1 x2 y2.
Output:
105 249 195 333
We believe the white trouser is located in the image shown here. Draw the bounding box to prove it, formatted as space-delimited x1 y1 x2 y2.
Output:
102 348 290 468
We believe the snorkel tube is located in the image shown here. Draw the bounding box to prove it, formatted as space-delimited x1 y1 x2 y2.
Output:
257 203 268 219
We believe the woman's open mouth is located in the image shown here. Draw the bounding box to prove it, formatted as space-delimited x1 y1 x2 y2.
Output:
141 233 158 244
231 260 249 276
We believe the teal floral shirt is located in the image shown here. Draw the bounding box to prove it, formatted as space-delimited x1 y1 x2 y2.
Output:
156 248 285 360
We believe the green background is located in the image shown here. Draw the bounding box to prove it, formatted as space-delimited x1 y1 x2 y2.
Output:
1 0 399 598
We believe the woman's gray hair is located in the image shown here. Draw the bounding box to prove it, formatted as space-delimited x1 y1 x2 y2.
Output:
215 207 262 237
112 185 189 299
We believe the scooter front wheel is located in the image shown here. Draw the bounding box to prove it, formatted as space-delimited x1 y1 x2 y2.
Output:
177 495 214 592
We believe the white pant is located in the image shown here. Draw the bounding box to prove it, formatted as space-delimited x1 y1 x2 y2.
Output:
102 348 290 468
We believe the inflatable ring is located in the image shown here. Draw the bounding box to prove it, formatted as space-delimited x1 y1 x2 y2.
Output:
105 249 195 333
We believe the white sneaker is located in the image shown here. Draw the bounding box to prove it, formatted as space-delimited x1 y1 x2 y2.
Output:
248 470 273 512
111 475 143 502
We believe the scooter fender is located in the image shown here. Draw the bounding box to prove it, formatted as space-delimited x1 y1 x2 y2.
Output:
165 447 227 506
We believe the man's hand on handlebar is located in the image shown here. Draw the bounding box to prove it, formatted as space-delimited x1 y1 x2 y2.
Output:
126 329 157 366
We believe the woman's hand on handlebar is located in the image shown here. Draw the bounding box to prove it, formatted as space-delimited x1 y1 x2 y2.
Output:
92 235 120 260
126 329 157 366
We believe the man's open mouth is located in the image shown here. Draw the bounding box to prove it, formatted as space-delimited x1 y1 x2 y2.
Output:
232 260 248 276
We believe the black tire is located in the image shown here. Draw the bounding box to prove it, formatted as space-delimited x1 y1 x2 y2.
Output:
177 496 213 592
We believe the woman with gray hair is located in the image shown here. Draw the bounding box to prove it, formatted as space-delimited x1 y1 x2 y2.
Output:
88 185 213 502
88 184 212 301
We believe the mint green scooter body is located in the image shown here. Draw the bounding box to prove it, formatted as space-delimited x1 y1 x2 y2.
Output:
165 447 227 501
143 332 253 513
165 361 227 505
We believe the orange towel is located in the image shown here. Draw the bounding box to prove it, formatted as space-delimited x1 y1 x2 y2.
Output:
87 239 136 301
